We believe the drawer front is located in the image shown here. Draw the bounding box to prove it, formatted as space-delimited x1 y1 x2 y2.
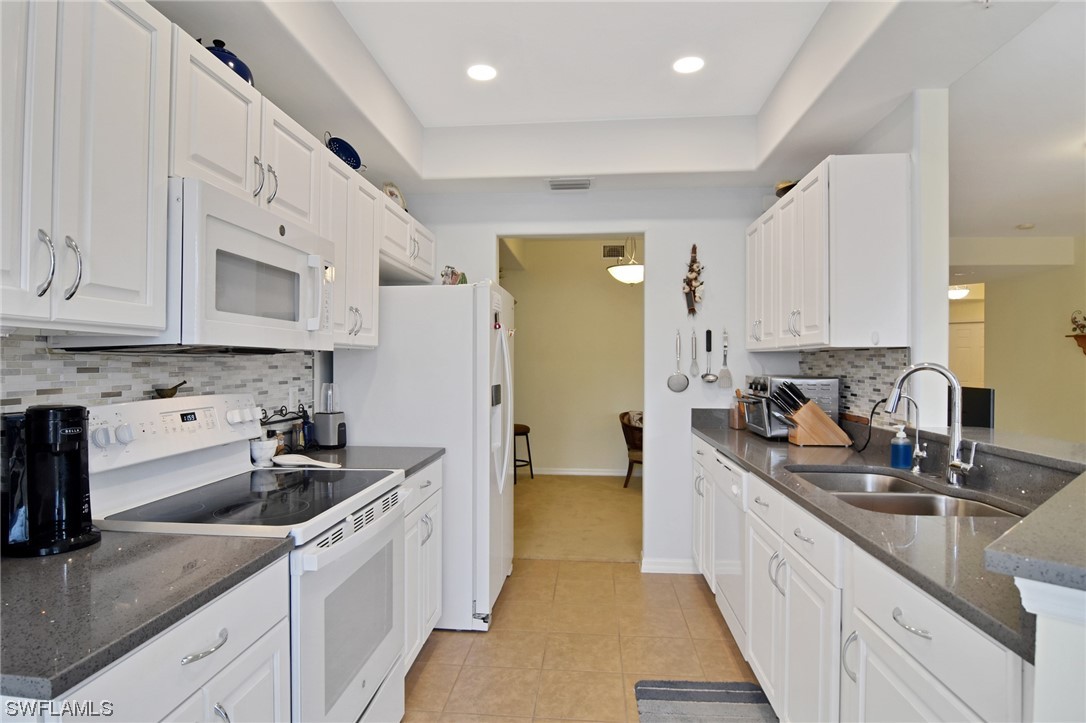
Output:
692 435 717 468
782 501 841 586
852 550 1020 722
62 558 289 721
402 459 443 514
747 474 783 534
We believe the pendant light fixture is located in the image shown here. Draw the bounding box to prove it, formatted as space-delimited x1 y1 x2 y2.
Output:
948 285 970 300
608 237 644 284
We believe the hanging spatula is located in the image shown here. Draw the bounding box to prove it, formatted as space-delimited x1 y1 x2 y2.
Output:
718 328 733 388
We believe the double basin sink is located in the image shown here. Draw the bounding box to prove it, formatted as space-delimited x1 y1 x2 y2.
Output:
786 469 1020 519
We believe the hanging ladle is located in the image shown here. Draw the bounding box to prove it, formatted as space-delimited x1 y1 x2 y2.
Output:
701 330 719 383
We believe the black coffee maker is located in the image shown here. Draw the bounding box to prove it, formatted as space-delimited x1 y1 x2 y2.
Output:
1 406 101 557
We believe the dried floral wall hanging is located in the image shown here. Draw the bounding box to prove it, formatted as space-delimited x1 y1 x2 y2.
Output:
683 244 704 315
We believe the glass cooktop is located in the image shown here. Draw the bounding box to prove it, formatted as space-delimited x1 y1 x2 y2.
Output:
106 468 395 528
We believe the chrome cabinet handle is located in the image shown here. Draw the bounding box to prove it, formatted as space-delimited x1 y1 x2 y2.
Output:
213 703 231 723
695 449 704 456
773 557 787 595
842 631 859 682
793 309 801 336
793 528 815 545
421 514 434 545
753 496 769 508
62 236 83 300
35 229 56 296
253 156 265 197
767 551 779 581
180 628 229 665
420 479 433 489
266 164 279 203
354 308 363 335
892 607 932 640
347 306 361 335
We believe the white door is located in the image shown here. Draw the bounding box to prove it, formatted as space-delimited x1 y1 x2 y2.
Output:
949 322 985 387
260 98 320 234
483 285 515 617
780 547 841 723
49 0 170 329
351 178 381 347
796 163 828 345
403 504 423 667
758 212 780 348
692 465 705 577
320 150 355 342
747 515 782 704
203 619 290 723
380 200 412 267
777 192 800 346
170 28 262 202
421 490 444 636
745 221 761 347
411 221 437 279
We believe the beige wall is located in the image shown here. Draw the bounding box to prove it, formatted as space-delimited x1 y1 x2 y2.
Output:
502 238 644 475
949 298 985 323
985 236 1086 442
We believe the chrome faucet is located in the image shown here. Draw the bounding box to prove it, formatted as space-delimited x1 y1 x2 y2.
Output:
885 362 975 486
896 395 927 475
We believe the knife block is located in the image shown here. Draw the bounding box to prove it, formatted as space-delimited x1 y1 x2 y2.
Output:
788 402 852 447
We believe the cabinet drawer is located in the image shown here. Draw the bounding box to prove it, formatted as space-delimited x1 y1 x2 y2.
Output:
782 502 841 586
62 558 289 721
747 474 783 533
402 459 443 514
852 550 1021 722
692 435 717 468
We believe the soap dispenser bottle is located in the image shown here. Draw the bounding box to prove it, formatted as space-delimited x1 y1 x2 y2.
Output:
890 424 913 469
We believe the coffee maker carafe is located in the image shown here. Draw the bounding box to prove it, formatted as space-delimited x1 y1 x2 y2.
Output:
1 406 101 557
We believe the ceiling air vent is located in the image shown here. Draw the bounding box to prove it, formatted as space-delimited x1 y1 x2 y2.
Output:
602 245 626 259
548 177 592 191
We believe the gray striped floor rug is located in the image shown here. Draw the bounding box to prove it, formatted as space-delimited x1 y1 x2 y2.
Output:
634 680 778 722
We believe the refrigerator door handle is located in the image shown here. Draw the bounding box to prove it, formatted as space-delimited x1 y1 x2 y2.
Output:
497 323 514 493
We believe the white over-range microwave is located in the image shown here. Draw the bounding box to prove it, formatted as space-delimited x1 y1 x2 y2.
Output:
54 178 334 353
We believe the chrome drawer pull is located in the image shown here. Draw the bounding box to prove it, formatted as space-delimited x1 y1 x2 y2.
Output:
180 628 229 665
793 528 815 544
35 229 56 296
754 496 769 508
62 236 83 300
266 164 279 203
420 479 433 489
842 631 859 682
213 703 231 723
253 156 265 197
695 449 704 456
771 557 787 595
892 607 932 640
767 551 780 582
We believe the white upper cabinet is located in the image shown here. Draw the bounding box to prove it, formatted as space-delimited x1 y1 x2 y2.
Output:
378 196 437 284
746 154 910 350
170 30 320 234
1 0 170 333
320 149 380 348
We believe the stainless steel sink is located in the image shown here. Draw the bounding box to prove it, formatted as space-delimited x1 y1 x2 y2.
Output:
791 470 927 494
833 492 1019 518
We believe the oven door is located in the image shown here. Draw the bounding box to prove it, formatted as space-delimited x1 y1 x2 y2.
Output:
290 488 404 723
177 177 334 351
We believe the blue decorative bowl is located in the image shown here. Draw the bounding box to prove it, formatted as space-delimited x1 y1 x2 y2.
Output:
325 132 365 171
204 39 253 85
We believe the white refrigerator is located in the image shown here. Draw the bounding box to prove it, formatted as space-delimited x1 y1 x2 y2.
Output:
334 280 515 631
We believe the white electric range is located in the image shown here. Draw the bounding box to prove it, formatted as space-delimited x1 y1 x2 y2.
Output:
86 394 405 723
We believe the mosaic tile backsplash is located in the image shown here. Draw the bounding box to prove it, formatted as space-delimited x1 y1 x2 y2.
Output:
0 330 313 415
800 347 911 427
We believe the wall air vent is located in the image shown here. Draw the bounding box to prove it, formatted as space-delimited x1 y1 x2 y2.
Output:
548 177 592 191
602 245 626 259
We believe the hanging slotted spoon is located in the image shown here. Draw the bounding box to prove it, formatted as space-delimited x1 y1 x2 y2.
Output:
689 330 699 377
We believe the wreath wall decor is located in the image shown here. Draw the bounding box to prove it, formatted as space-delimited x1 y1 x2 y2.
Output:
683 244 704 316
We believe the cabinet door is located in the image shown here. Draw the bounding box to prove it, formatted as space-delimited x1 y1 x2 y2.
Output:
700 475 714 588
170 28 261 203
404 504 424 669
745 221 761 347
692 465 705 577
320 151 355 343
201 619 290 723
411 221 437 279
780 547 841 723
842 613 980 722
49 0 170 330
260 98 320 234
0 0 56 321
776 192 800 347
420 490 443 637
795 163 828 346
380 199 413 267
163 688 207 722
757 212 780 348
350 178 381 347
746 514 782 703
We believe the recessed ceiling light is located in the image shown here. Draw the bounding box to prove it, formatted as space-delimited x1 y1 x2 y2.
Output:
1015 223 1035 230
673 56 705 74
467 64 497 81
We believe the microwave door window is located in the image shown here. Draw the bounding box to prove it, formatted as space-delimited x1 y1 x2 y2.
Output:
215 250 299 321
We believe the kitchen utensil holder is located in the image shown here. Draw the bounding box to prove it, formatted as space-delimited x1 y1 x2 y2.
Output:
787 402 851 447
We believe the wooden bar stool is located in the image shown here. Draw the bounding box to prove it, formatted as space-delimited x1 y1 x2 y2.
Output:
513 423 533 481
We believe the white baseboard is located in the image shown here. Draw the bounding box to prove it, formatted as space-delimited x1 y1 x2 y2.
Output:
533 467 642 477
640 557 698 574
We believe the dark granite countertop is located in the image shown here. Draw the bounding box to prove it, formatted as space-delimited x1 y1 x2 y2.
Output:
986 474 1086 591
305 445 444 477
692 411 1038 662
0 532 292 700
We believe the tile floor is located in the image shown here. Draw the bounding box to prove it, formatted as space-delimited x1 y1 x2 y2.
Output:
403 559 756 721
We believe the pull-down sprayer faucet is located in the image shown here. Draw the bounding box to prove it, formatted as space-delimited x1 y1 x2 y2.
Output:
885 362 975 486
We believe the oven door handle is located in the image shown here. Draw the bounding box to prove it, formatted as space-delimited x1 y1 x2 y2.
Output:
292 487 404 575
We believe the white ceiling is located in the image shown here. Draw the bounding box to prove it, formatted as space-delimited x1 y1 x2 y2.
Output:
336 2 827 127
151 1 1085 247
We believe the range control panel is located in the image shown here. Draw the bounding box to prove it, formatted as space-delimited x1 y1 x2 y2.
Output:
87 394 262 473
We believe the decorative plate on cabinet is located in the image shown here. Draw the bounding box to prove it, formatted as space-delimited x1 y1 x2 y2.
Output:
382 183 407 210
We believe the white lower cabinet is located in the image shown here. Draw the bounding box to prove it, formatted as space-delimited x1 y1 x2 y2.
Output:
404 460 444 669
